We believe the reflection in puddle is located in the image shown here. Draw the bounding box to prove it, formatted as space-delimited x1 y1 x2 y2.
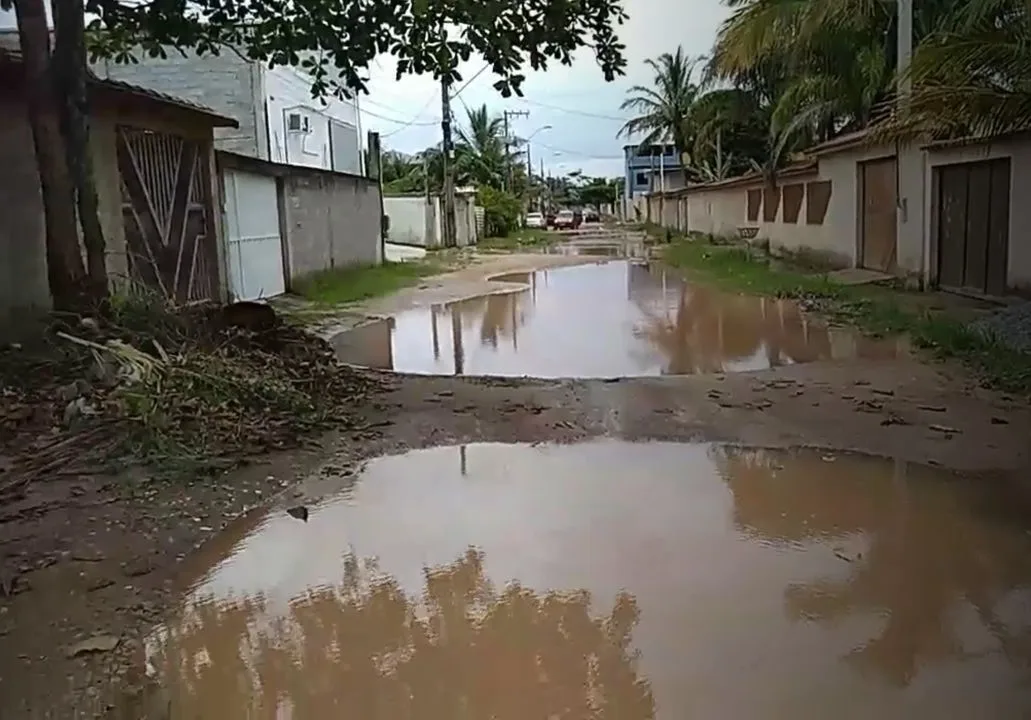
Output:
151 442 1031 718
331 261 907 378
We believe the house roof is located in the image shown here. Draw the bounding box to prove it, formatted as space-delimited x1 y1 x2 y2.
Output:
0 46 238 127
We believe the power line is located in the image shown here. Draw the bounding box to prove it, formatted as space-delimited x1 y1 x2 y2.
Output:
518 97 629 122
360 104 440 127
533 139 624 160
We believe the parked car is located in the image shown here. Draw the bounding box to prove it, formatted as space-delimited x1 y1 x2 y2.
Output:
585 209 600 222
554 209 576 229
525 212 545 229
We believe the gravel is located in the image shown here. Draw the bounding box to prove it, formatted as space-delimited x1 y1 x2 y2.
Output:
969 302 1031 353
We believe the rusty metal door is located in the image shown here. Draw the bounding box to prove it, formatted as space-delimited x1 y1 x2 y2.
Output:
117 126 219 302
935 158 1009 295
860 157 898 273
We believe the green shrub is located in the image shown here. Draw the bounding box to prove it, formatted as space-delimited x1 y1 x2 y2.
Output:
477 186 521 238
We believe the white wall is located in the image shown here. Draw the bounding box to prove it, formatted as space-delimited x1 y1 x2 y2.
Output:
263 66 363 175
686 187 745 237
925 136 1031 292
384 196 433 246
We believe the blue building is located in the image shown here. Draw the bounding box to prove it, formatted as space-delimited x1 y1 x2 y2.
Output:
623 143 682 201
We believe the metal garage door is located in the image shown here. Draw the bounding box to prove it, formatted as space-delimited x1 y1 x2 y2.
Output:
935 158 1010 296
223 170 286 301
859 157 898 273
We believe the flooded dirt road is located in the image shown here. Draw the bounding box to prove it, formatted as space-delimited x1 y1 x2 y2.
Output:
149 441 1031 719
5 249 1031 719
333 261 905 378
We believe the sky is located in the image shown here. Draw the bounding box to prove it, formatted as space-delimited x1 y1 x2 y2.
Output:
360 0 731 179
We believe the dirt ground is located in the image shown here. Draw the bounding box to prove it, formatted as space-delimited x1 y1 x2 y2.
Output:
2 252 1030 718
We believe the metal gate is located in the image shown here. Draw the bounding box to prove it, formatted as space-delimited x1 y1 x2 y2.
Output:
859 157 898 273
223 169 285 301
117 126 219 302
934 158 1010 296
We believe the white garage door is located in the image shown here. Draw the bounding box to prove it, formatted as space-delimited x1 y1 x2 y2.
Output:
223 169 286 301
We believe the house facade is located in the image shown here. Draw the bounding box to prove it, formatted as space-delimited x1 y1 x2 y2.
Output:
648 129 1031 298
0 47 237 323
623 143 684 218
91 52 364 176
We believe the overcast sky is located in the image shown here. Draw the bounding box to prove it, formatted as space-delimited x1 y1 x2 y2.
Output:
362 0 731 179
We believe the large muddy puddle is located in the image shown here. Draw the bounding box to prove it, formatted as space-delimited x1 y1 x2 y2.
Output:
332 261 906 378
149 441 1031 718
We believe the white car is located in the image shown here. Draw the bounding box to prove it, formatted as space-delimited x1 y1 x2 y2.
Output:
525 212 545 229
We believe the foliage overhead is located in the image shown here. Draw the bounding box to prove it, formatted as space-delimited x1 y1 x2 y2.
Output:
82 0 629 100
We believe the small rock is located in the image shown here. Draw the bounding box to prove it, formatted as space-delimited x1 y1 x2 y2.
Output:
991 416 1010 425
870 388 895 397
929 424 961 435
287 506 310 522
86 577 115 593
66 634 120 658
918 405 947 413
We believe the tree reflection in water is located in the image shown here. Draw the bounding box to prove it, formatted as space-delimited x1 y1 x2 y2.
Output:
153 548 654 719
713 446 1031 688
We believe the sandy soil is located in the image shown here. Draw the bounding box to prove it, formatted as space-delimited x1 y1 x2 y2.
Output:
2 252 1030 718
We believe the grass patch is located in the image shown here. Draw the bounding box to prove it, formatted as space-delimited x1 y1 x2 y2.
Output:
478 228 558 251
293 258 446 305
660 233 1031 394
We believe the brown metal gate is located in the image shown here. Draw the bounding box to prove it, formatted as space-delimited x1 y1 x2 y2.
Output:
934 158 1010 296
117 126 219 302
859 157 898 273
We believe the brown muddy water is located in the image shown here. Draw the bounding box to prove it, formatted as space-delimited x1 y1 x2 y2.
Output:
331 261 906 378
148 441 1031 719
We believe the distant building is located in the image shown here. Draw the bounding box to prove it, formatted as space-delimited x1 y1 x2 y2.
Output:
623 143 685 218
91 53 365 176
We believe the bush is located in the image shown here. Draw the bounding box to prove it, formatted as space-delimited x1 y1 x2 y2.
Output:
477 186 521 238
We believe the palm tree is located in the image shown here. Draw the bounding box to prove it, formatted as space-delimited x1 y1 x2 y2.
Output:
454 104 513 189
619 46 704 162
881 0 1031 139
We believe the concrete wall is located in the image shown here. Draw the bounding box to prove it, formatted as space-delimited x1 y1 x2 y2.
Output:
264 65 362 174
384 196 433 246
93 52 264 158
385 193 477 248
280 168 382 277
685 187 745 238
925 136 1031 291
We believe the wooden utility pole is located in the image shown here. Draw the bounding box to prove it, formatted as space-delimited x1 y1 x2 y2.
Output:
440 76 457 248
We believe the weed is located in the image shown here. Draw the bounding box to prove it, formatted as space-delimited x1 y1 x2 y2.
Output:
659 233 1031 394
294 258 445 305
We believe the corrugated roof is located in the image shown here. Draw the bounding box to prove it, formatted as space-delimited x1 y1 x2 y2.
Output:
0 46 238 127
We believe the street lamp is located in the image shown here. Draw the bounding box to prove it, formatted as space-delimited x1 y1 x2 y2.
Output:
523 124 553 179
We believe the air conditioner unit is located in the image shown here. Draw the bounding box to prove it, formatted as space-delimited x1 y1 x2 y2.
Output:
286 112 311 133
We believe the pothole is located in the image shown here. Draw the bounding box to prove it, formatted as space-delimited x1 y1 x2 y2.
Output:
330 261 907 378
147 441 1031 718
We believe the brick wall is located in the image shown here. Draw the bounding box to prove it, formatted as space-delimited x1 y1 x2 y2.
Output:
92 52 264 159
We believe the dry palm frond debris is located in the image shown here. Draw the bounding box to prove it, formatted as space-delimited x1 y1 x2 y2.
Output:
0 295 382 501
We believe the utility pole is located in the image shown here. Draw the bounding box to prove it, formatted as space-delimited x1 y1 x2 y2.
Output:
502 109 529 191
440 76 457 248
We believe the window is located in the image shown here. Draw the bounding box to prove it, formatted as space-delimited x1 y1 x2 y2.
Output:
664 145 675 156
635 172 648 186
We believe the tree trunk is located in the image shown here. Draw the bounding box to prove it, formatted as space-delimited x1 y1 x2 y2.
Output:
14 0 88 311
53 0 108 298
